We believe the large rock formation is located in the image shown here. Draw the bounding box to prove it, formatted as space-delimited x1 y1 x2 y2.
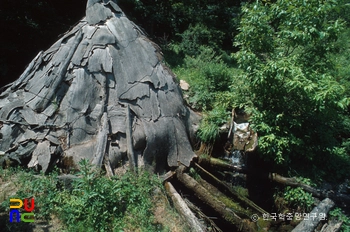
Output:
0 0 199 173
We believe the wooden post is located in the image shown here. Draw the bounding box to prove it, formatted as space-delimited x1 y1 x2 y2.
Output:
126 105 135 172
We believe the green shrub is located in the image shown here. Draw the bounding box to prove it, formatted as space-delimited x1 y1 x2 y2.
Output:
329 207 350 232
284 186 314 212
197 106 229 143
176 47 233 111
177 23 224 57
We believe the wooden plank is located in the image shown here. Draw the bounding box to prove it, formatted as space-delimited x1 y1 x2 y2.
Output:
119 82 150 101
173 118 195 167
0 100 24 120
88 48 113 73
90 26 116 46
30 30 83 112
20 107 38 125
106 17 138 48
91 112 109 168
18 130 37 143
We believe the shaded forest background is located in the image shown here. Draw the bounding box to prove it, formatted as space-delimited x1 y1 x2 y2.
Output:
0 0 240 87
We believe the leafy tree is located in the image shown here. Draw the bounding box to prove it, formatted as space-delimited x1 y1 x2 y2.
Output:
234 0 350 174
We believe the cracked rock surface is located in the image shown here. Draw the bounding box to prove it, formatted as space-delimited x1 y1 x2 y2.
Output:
0 0 199 173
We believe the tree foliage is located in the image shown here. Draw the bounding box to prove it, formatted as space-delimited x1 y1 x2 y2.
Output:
234 0 350 171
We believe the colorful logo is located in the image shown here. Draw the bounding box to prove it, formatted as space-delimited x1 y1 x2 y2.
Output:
9 198 35 223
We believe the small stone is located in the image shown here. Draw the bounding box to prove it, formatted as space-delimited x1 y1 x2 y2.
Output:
180 80 190 91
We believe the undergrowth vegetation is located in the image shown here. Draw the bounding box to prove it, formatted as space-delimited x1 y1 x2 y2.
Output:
283 178 315 212
0 160 167 232
329 207 350 232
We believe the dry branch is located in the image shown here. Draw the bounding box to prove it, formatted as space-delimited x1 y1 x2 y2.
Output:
164 181 205 232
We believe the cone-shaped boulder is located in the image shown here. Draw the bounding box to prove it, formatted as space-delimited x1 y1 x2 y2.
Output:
0 0 199 173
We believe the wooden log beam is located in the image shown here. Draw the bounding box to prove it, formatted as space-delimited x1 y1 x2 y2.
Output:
198 156 247 173
292 198 334 232
164 181 205 232
269 173 320 196
175 165 254 231
320 219 343 232
161 170 175 182
197 177 252 218
183 198 222 232
194 162 268 216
